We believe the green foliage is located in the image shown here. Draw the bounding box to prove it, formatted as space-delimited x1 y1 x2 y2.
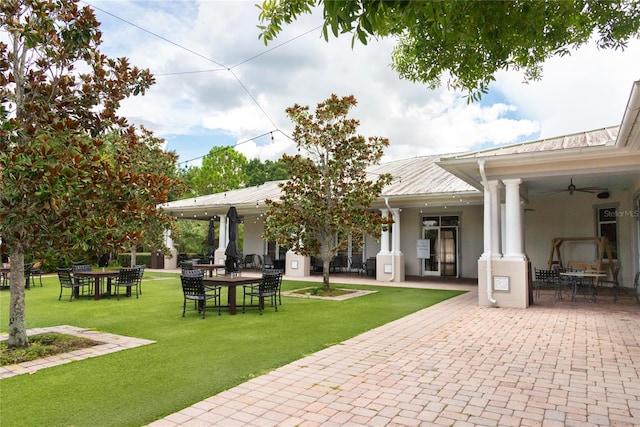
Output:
0 0 182 347
185 146 248 196
263 94 392 290
258 0 640 100
172 220 209 254
245 157 289 186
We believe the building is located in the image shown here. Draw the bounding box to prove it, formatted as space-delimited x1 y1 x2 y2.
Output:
160 81 640 309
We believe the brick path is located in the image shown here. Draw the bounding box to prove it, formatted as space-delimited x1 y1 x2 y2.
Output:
147 284 640 427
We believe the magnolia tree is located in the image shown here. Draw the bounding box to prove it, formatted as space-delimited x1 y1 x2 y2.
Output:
263 94 392 292
258 0 640 100
0 0 181 348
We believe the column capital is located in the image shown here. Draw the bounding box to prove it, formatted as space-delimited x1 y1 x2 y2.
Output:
502 178 522 187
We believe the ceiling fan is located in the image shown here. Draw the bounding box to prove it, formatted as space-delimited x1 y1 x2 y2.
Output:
543 178 607 195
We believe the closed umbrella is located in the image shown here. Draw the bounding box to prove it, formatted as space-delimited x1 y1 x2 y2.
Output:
224 206 240 273
207 218 215 263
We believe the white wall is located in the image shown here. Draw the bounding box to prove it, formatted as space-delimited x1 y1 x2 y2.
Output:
524 190 636 284
242 215 265 258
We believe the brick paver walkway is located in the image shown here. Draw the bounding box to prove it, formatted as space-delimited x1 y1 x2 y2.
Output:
148 285 640 427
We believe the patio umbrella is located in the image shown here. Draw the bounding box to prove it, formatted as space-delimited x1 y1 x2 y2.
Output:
207 217 215 263
224 206 240 273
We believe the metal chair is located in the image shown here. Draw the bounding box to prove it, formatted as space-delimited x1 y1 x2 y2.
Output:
534 268 560 299
133 264 145 294
30 261 43 287
72 264 93 296
180 271 221 318
597 265 620 301
113 267 140 300
612 270 640 304
57 268 85 301
242 269 281 314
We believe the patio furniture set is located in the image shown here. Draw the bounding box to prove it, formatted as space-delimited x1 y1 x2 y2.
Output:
57 264 145 301
180 267 283 318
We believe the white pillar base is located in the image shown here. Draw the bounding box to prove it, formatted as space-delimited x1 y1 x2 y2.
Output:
214 249 227 266
164 248 178 269
376 253 405 282
478 258 530 308
285 253 310 277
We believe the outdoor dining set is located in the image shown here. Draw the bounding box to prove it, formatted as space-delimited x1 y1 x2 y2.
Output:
56 264 145 301
533 264 640 304
180 262 283 319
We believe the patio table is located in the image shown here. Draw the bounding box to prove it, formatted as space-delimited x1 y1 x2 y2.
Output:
73 270 119 300
560 271 607 302
203 275 262 315
193 263 225 277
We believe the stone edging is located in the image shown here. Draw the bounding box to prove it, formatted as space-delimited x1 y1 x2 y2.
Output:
281 288 377 301
0 325 155 379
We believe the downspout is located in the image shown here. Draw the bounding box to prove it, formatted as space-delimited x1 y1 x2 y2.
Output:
478 160 497 305
384 197 395 282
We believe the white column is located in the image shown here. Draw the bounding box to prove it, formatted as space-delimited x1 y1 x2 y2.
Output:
164 228 175 251
218 214 227 251
489 180 502 258
380 209 390 254
500 203 506 257
482 184 491 259
503 178 525 259
391 209 401 254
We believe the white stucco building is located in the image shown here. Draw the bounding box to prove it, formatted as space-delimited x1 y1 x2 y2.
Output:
161 81 640 309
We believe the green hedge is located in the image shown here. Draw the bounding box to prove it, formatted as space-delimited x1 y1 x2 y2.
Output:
117 253 152 267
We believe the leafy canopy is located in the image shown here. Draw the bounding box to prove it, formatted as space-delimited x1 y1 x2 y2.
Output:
258 0 640 100
0 0 181 347
263 94 392 290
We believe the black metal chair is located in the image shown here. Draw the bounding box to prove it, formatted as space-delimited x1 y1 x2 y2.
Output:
242 270 282 314
262 255 274 270
348 255 365 275
133 264 145 294
597 265 620 301
72 264 93 297
23 262 33 289
30 261 43 287
180 271 221 318
57 268 84 301
611 270 640 304
534 268 562 299
241 254 255 270
113 267 140 300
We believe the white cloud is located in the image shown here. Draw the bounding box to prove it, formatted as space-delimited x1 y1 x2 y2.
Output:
91 0 639 165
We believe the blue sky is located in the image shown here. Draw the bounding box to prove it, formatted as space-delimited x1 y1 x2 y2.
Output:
88 0 640 167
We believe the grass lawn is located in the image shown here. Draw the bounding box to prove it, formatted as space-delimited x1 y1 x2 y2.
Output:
0 272 465 426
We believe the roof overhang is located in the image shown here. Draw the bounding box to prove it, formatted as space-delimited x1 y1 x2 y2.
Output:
437 80 640 191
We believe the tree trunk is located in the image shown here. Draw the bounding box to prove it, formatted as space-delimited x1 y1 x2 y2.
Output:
130 245 137 267
322 257 331 292
8 251 29 348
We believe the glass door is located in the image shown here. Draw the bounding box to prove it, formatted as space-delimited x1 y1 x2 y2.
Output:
422 227 440 276
421 215 459 277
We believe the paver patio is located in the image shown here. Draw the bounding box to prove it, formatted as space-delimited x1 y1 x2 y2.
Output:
146 278 640 427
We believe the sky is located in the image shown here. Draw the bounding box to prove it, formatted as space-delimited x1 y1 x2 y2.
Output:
87 0 640 168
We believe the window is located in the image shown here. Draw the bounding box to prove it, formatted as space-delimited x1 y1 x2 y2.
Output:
597 207 618 260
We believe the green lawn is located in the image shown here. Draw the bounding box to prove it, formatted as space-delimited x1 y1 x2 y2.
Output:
0 272 464 427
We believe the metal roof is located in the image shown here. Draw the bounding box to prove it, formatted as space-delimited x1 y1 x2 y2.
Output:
370 156 477 196
441 126 619 160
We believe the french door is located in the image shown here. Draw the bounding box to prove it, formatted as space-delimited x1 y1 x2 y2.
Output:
421 216 459 277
